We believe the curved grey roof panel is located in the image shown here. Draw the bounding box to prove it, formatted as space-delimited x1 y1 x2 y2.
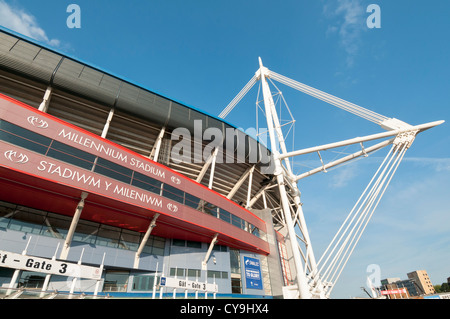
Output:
0 26 271 163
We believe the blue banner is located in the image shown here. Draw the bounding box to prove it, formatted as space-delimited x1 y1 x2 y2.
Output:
244 257 263 290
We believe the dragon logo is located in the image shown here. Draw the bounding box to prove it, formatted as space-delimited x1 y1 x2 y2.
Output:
4 150 29 164
170 176 181 185
27 116 49 129
167 203 178 213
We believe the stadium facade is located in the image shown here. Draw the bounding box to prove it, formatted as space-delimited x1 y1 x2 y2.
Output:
0 28 293 298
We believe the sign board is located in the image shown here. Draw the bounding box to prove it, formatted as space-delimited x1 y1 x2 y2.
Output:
243 256 263 290
160 276 218 293
0 250 102 280
380 288 407 295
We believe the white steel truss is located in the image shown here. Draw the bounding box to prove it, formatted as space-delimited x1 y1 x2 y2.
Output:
219 58 444 299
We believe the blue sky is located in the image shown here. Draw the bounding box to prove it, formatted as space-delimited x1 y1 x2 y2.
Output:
1 0 449 299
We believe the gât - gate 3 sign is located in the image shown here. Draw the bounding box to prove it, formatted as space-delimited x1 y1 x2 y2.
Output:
0 249 102 280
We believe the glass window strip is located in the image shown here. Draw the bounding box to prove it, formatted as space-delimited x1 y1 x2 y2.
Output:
0 120 264 239
0 120 51 154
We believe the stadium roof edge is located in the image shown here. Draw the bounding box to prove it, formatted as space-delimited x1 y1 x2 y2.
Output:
0 26 262 145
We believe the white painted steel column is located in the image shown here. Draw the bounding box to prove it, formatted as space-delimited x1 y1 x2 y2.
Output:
226 165 254 200
60 192 88 260
202 233 219 270
40 243 60 297
160 264 165 299
6 237 32 296
69 248 84 299
196 147 219 184
208 148 220 189
101 107 115 138
258 58 311 299
38 86 52 113
93 253 105 298
279 120 444 160
134 213 160 268
246 165 255 208
152 262 159 299
151 126 166 162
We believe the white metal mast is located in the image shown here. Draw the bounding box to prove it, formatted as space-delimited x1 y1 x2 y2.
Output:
219 58 444 299
257 58 314 299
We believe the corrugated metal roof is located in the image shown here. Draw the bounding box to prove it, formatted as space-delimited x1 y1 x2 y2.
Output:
0 26 270 151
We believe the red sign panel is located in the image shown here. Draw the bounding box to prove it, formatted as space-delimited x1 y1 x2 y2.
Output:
0 94 266 233
380 288 407 295
0 94 270 254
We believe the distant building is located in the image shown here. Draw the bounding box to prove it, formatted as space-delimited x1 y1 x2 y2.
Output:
380 278 418 298
381 278 401 285
407 270 435 295
380 283 410 299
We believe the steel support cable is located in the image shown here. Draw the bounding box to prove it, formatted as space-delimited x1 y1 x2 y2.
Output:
325 145 407 297
269 70 386 123
325 146 403 281
317 145 407 296
269 71 389 124
316 144 395 269
314 144 405 290
267 77 296 122
328 146 407 294
271 73 385 124
323 148 399 285
218 75 258 119
317 148 398 285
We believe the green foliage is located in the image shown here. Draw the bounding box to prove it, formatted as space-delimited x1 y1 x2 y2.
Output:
434 283 450 293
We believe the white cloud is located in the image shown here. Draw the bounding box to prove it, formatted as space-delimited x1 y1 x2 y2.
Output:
402 157 450 172
0 0 60 47
329 163 358 188
323 0 366 67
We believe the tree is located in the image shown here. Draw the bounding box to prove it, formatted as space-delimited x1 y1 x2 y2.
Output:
435 283 450 293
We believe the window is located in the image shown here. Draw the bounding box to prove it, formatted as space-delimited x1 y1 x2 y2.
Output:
207 270 221 279
0 200 167 254
73 219 99 244
219 209 231 223
132 274 159 291
230 249 241 274
248 223 260 238
186 240 202 249
162 184 185 204
204 203 218 217
8 208 45 235
207 271 228 279
19 271 46 289
0 120 51 154
40 214 71 239
94 157 133 183
172 239 201 249
172 239 185 247
142 236 165 256
184 193 201 209
0 201 16 228
118 229 141 251
103 271 129 292
231 278 242 294
46 140 96 170
232 214 244 229
213 245 228 252
170 268 185 277
187 269 201 279
132 172 162 195
96 224 121 248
